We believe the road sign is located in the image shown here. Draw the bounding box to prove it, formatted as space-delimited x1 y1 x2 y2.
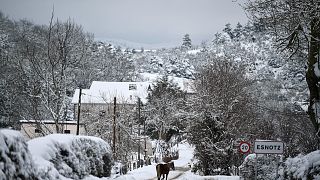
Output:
239 141 250 153
254 140 284 154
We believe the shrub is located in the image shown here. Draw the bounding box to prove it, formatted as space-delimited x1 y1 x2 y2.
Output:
28 134 113 179
0 129 38 179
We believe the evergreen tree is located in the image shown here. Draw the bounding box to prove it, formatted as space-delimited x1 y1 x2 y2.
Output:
188 112 232 175
223 23 234 39
145 76 186 140
233 22 243 39
182 34 192 49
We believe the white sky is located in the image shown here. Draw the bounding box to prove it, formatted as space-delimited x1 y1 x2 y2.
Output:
0 0 248 48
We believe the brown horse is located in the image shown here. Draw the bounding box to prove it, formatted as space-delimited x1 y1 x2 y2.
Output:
156 162 175 180
162 156 173 163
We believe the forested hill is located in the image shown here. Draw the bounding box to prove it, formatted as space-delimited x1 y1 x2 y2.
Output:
1 7 320 178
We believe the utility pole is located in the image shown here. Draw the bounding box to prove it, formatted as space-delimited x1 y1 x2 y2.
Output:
113 97 116 159
76 88 82 135
144 116 147 164
138 98 141 168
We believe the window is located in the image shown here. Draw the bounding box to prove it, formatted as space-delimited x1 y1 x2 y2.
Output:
129 84 137 90
64 130 71 134
34 129 41 133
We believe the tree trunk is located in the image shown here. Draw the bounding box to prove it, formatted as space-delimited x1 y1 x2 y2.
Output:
306 18 320 137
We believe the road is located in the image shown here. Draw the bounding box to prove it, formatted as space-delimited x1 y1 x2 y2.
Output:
148 166 191 180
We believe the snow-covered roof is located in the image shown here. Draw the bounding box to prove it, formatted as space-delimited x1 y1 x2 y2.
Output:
19 120 79 124
71 81 152 104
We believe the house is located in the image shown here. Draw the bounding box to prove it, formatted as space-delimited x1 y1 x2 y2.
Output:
71 80 194 121
71 81 152 121
19 120 86 140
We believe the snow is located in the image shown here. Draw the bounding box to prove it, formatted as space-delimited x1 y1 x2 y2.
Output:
187 49 202 55
3 129 319 179
28 133 112 179
19 120 78 124
139 72 195 93
71 81 151 104
97 141 239 180
285 150 320 179
0 129 37 179
314 62 320 78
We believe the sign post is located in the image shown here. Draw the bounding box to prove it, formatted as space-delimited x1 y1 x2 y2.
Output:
253 140 284 180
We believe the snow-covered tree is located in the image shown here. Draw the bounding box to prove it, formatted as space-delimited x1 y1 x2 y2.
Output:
182 34 192 49
187 57 255 175
145 76 186 141
188 112 233 175
223 23 234 39
244 0 320 138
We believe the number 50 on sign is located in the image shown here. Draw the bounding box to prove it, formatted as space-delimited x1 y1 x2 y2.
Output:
239 141 250 154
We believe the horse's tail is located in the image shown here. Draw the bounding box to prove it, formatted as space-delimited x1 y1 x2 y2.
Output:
156 164 160 179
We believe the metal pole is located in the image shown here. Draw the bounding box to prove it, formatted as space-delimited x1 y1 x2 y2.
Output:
113 97 116 159
76 88 82 135
255 153 258 180
275 156 279 179
138 98 141 168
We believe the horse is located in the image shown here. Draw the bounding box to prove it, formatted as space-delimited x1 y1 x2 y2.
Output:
162 156 173 163
156 161 175 180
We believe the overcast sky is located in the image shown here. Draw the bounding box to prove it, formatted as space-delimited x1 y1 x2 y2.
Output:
0 0 248 48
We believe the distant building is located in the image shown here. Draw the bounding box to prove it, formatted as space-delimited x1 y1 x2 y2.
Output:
19 120 86 139
71 80 194 121
71 81 152 121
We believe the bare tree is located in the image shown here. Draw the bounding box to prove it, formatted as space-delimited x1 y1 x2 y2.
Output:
193 57 256 137
16 14 91 133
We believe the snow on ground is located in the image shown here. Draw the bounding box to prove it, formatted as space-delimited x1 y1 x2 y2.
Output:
178 172 240 180
97 141 239 180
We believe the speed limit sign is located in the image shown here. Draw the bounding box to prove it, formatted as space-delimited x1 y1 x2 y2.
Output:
239 141 250 154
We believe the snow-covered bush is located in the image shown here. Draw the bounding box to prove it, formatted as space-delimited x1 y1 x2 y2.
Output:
284 150 320 179
28 134 113 179
240 154 281 180
0 129 38 179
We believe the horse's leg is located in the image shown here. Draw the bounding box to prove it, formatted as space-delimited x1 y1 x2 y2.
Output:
156 165 160 180
165 173 168 180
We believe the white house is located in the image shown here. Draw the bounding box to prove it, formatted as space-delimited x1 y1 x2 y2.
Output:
71 81 152 122
71 81 152 105
71 80 194 120
19 120 86 140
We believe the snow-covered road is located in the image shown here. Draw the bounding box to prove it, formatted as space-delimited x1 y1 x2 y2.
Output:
105 142 240 180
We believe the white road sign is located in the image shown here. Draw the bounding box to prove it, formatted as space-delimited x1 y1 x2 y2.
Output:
254 141 284 154
239 141 250 153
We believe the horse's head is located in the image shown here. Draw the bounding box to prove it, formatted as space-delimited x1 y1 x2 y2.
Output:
170 162 175 170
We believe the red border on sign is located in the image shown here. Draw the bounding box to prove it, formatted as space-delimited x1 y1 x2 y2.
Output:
239 141 250 154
